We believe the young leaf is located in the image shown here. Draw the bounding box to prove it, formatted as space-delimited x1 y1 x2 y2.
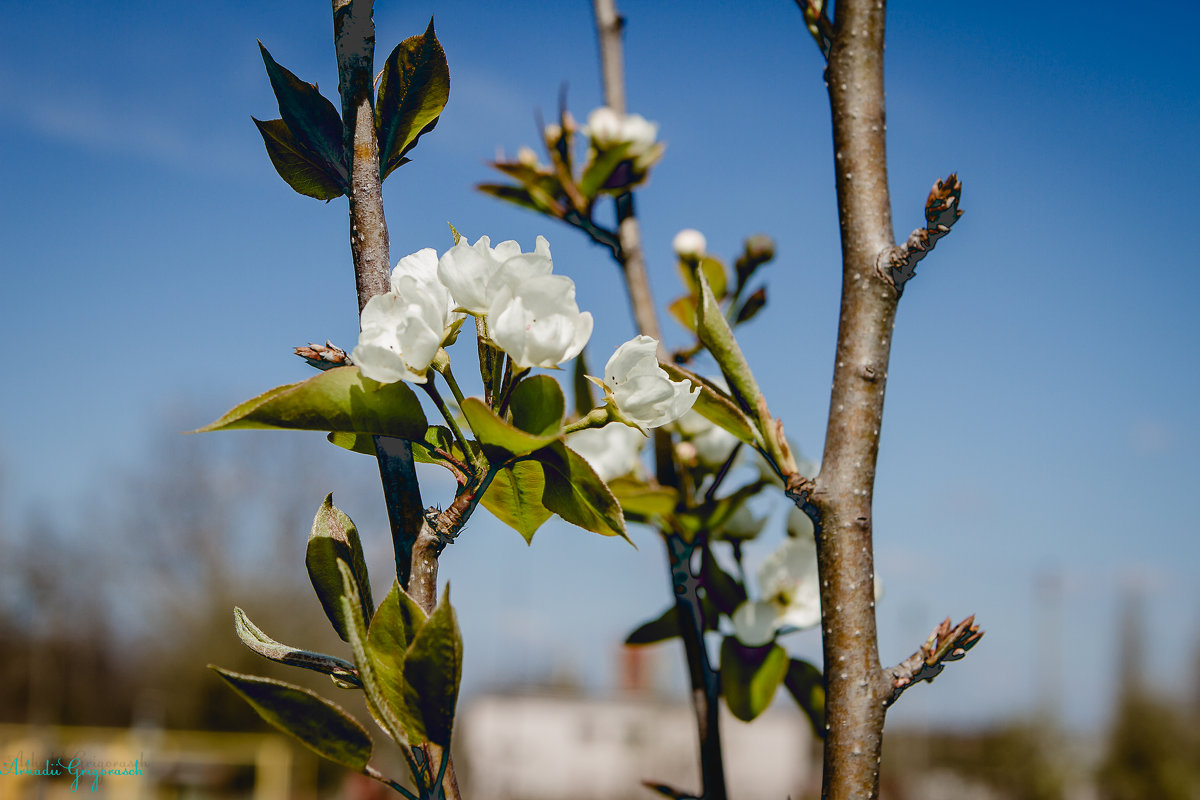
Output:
195 366 428 441
626 596 721 645
783 658 826 738
376 18 450 179
461 397 558 456
509 375 565 437
659 363 760 447
719 637 788 722
365 581 430 744
253 117 347 201
481 460 554 543
258 43 347 187
572 352 596 418
234 607 360 687
534 443 628 541
210 667 372 769
699 551 747 616
695 269 763 418
579 141 632 197
306 494 374 643
666 295 698 333
401 586 463 748
607 478 678 518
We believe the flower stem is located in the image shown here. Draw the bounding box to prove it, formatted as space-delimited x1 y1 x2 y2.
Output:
562 406 611 435
421 379 481 476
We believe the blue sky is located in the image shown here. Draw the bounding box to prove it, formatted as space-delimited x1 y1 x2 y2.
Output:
3 0 1199 732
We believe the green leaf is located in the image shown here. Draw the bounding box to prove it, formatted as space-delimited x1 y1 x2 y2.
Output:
376 18 450 179
579 142 632 197
534 443 628 541
234 607 360 688
607 478 678 517
719 638 788 722
660 363 760 448
572 352 596 418
695 270 764 426
402 586 463 747
305 495 374 644
626 596 722 645
336 561 411 747
783 658 826 738
258 43 347 187
679 255 728 301
699 551 747 616
461 397 558 456
253 117 347 201
210 667 372 769
195 366 428 441
734 287 767 325
481 460 553 543
476 183 546 214
510 375 565 437
366 581 430 744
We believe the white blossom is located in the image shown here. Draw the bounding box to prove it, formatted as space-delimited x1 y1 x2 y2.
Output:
731 528 821 646
390 247 464 341
731 601 779 648
489 274 593 368
352 292 444 384
675 377 739 469
672 228 707 259
437 235 548 315
568 423 646 482
585 107 659 159
604 335 699 430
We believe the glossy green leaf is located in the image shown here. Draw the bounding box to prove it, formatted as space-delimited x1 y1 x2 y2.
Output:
258 43 347 187
607 478 678 517
699 551 747 615
579 142 631 197
510 375 565 437
461 397 558 456
572 352 596 418
210 667 372 769
365 581 429 744
679 255 728 300
234 607 360 688
534 443 628 541
481 460 553 543
253 118 346 201
402 586 463 747
660 363 760 448
719 638 788 722
196 366 428 441
784 658 826 738
305 494 374 643
376 18 450 179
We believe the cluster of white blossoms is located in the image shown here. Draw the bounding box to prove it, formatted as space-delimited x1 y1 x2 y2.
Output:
353 235 593 381
585 107 659 169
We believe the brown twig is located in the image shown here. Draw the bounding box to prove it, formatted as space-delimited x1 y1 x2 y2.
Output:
875 173 963 294
885 616 984 703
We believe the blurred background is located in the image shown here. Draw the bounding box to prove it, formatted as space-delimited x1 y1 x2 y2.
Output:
2 0 1198 797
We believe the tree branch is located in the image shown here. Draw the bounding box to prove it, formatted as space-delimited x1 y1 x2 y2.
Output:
593 3 725 799
885 615 984 703
331 4 458 797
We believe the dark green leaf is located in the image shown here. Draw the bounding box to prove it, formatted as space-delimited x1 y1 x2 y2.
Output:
305 494 374 643
253 117 346 201
234 607 360 687
402 586 463 747
480 460 553 543
719 638 788 722
579 142 632 197
210 667 372 769
195 366 428 441
376 18 450 179
784 658 826 738
534 443 628 541
510 375 565 437
258 43 347 187
734 287 767 325
699 551 746 616
476 183 545 213
626 606 680 645
660 363 760 448
461 397 558 456
366 581 429 743
572 351 596 418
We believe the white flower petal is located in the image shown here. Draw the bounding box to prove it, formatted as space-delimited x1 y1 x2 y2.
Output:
604 336 699 429
732 601 779 647
489 275 593 368
567 424 646 482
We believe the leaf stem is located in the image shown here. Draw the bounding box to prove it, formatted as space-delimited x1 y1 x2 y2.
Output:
421 379 481 476
363 765 418 800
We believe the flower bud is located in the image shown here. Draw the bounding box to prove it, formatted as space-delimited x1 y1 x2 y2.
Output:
672 229 707 260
